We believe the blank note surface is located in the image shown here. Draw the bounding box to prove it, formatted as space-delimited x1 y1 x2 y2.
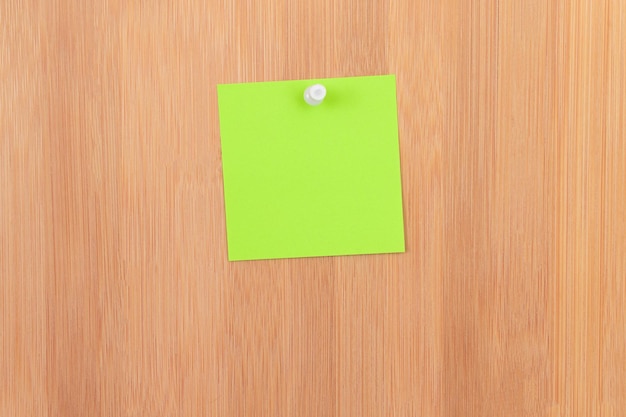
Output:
217 75 405 261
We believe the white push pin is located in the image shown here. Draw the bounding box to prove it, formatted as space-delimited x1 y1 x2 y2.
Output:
304 84 327 106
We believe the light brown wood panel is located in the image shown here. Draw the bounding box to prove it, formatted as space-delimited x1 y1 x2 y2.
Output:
1 0 624 416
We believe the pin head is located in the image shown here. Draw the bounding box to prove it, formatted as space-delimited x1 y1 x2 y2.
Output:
304 84 326 106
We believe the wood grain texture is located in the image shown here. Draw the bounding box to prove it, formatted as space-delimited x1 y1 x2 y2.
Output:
1 0 625 416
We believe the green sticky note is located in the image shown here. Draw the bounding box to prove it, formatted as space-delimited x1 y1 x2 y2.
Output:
217 75 405 261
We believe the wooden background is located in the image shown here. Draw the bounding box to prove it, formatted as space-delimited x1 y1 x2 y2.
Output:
1 0 625 416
